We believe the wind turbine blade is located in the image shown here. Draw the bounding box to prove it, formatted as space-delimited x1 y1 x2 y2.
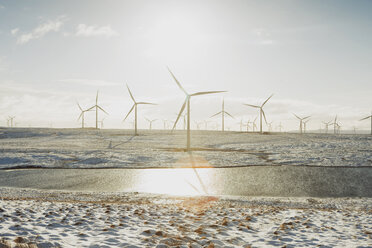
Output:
210 111 222 118
262 110 268 124
254 116 258 122
261 94 274 107
303 116 311 120
77 102 83 111
167 67 188 95
96 91 99 104
126 84 136 102
137 102 157 105
243 104 260 108
334 115 337 123
97 106 108 115
123 105 135 122
145 117 150 122
225 111 234 119
172 99 187 130
190 91 226 97
360 116 371 121
293 113 301 120
86 106 95 112
77 112 83 121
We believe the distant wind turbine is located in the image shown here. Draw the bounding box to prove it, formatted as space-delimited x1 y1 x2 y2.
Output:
210 99 234 132
98 118 105 129
267 121 274 132
330 115 339 134
168 67 226 150
293 114 310 134
203 120 211 130
145 118 157 130
322 120 332 134
360 112 372 135
303 119 310 133
77 102 93 128
88 91 108 129
123 85 156 136
252 116 258 132
278 122 283 132
244 94 273 134
238 119 244 132
8 116 15 128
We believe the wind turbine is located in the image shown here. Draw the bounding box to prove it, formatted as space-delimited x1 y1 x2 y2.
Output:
278 122 283 132
145 118 157 130
123 85 156 135
238 119 244 132
88 91 108 129
98 118 105 129
203 120 211 130
267 121 274 132
303 119 310 133
162 119 168 130
252 116 258 132
245 120 252 132
293 114 310 134
322 120 332 134
8 116 15 128
77 102 93 129
168 68 226 150
330 115 339 134
244 94 273 134
210 98 234 132
360 112 372 135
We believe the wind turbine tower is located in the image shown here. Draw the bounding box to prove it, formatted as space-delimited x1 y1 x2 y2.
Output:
88 91 108 129
123 85 156 135
210 99 234 132
168 67 226 150
8 116 15 128
293 114 310 134
77 102 93 128
145 118 157 130
244 94 273 134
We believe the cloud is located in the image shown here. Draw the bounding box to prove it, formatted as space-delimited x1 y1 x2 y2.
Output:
16 18 64 44
0 5 4 9
75 24 119 37
11 28 19 35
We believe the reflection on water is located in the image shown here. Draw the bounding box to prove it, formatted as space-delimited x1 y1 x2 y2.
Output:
132 168 215 196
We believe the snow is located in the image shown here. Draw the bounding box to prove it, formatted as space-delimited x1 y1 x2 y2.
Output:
0 127 371 169
0 188 371 248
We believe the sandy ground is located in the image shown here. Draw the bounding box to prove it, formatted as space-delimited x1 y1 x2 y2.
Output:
0 128 371 169
0 188 371 248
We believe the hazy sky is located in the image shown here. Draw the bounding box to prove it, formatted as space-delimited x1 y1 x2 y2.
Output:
0 0 371 130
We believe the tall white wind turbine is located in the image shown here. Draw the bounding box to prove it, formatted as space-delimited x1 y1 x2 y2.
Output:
168 68 226 150
244 94 273 134
360 112 372 135
293 114 310 134
88 91 108 129
210 99 234 132
77 102 93 129
123 85 156 135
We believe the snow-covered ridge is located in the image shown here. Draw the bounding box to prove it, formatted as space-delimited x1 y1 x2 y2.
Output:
0 127 371 169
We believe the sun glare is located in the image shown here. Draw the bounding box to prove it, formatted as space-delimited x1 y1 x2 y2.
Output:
133 168 213 196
